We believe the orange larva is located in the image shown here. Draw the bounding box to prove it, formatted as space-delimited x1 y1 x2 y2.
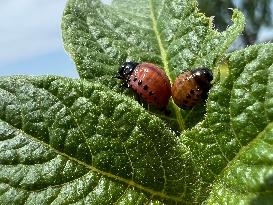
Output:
117 62 171 110
171 68 213 109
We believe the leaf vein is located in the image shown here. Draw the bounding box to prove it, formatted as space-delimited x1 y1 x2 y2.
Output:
149 0 185 131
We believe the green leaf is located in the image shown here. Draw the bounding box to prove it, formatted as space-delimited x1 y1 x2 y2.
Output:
0 76 195 204
207 123 273 204
62 0 244 131
181 43 273 203
62 0 244 81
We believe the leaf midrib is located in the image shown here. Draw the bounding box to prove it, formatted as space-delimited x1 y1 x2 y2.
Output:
149 0 185 131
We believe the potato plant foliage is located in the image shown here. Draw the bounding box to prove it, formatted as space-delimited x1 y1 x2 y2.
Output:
0 0 273 204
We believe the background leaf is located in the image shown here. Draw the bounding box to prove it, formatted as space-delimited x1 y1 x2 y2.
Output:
198 0 273 46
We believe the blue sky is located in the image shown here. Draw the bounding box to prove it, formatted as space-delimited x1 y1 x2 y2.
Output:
0 0 78 77
0 0 112 77
0 0 272 78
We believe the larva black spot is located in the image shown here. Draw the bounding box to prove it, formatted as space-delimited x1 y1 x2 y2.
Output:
171 67 213 109
143 85 148 90
138 80 142 85
149 91 154 96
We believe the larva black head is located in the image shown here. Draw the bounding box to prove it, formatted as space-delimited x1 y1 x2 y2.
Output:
192 67 213 100
192 67 213 83
117 61 139 80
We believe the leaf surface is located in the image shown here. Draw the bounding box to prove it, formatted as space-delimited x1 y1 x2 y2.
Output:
0 76 192 204
207 123 273 204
